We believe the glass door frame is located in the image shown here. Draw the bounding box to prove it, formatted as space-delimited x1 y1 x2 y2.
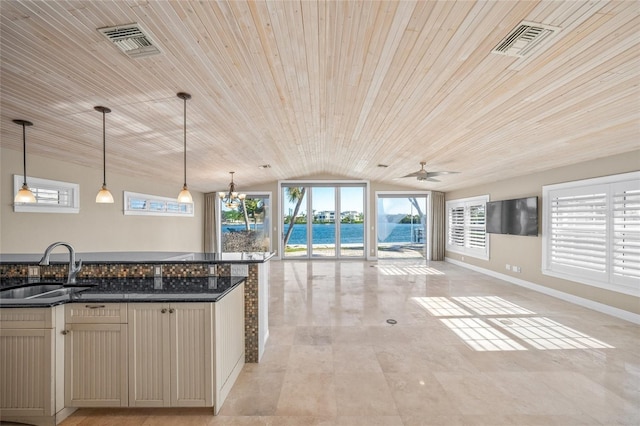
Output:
279 180 369 260
374 191 432 260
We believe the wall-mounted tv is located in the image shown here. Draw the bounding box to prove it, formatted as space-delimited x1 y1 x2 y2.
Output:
486 196 538 236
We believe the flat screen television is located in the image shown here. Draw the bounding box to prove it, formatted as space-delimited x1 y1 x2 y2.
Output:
486 196 538 236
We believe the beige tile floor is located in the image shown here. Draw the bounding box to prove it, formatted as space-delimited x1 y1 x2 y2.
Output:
59 260 639 425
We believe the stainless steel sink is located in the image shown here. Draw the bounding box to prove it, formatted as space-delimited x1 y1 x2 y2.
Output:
0 283 95 300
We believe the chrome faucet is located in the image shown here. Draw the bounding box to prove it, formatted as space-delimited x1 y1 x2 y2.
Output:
39 242 83 284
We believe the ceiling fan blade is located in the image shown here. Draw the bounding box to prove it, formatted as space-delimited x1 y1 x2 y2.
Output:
425 171 459 178
401 171 425 178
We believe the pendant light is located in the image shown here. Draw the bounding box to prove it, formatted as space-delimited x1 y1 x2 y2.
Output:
13 119 36 203
94 106 114 203
177 92 193 203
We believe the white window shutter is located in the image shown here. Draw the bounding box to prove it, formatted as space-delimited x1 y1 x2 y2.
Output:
612 181 640 287
448 206 465 247
549 189 608 276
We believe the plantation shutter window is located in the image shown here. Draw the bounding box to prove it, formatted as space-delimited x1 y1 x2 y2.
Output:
468 204 486 250
13 175 80 213
612 181 640 290
448 206 465 248
543 172 640 296
446 195 489 260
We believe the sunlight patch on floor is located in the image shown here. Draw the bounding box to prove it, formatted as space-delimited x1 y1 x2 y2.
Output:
489 317 614 350
453 296 535 316
376 265 445 276
440 317 528 351
413 296 473 317
412 296 614 351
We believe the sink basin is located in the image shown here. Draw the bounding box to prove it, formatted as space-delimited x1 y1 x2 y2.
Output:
0 282 95 300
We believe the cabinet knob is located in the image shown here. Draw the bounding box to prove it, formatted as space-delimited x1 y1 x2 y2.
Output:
61 330 70 335
169 308 175 314
161 308 168 313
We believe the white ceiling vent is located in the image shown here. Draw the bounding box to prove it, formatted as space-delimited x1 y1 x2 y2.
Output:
492 21 560 57
98 24 161 59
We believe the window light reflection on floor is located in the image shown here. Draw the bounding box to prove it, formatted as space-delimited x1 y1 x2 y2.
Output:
413 297 473 317
440 317 528 351
453 296 535 316
377 265 445 276
412 296 614 352
489 317 614 350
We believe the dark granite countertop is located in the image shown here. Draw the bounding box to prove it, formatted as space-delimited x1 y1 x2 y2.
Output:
0 251 275 265
0 275 246 308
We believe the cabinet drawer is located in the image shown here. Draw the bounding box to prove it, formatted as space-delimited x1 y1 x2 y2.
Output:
0 307 55 328
66 303 127 324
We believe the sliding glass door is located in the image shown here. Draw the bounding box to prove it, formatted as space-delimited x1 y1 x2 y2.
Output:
282 186 308 258
282 183 366 259
376 193 428 259
340 186 365 257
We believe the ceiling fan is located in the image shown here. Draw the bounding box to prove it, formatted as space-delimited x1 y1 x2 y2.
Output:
401 161 459 182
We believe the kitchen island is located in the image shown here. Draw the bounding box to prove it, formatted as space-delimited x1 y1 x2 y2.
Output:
0 251 274 426
1 250 274 363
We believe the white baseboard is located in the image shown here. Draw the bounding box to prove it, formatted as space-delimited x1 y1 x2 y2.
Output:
445 257 640 325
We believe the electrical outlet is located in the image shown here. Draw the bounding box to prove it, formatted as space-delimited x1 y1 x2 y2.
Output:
208 265 217 276
513 266 521 273
28 266 40 277
506 264 511 271
154 265 162 278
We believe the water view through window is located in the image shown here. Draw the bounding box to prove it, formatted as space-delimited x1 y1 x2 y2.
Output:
282 184 365 259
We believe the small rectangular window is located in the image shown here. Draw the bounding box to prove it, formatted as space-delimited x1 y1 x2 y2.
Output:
124 191 194 217
13 175 80 213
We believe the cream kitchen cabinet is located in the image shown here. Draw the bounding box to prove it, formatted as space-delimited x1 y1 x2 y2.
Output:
0 306 68 426
127 302 214 407
64 303 128 407
214 282 245 414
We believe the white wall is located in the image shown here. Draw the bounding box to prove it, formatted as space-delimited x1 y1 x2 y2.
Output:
445 150 640 316
1 147 204 253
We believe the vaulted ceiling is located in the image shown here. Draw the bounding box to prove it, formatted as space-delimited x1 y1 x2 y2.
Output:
1 0 638 193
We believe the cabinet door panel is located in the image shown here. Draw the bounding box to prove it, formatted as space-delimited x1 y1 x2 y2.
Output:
170 303 213 407
65 323 128 407
0 328 54 416
128 304 170 407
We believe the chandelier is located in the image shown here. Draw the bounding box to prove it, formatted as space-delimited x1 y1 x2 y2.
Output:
218 172 246 209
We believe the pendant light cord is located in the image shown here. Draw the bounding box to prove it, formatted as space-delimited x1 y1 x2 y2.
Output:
102 109 107 186
183 95 187 187
21 123 27 186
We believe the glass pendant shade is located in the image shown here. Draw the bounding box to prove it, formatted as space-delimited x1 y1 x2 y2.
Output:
96 185 114 203
178 184 193 203
177 92 193 203
94 106 114 203
13 119 36 203
15 184 36 203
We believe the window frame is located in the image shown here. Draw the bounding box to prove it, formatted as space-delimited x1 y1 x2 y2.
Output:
542 171 640 296
446 195 489 260
123 191 194 217
216 191 272 254
13 175 80 214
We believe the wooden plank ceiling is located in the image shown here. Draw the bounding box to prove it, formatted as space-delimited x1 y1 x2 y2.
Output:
0 0 638 192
